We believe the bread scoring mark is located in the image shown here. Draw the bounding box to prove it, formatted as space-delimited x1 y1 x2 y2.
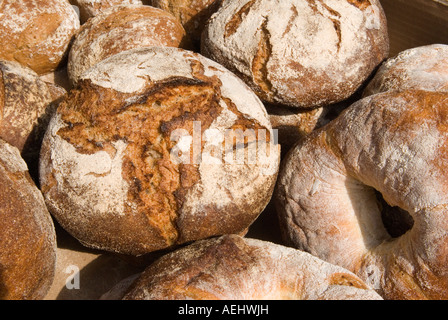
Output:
224 0 256 38
282 5 299 37
251 17 275 101
327 273 369 289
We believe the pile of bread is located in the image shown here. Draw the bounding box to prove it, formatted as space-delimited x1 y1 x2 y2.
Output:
1 0 447 300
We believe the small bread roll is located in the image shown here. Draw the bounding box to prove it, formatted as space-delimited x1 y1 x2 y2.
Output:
67 4 188 85
115 235 382 300
275 89 448 300
201 0 389 109
363 44 448 96
0 60 66 168
0 0 80 75
40 47 280 256
73 0 143 23
150 0 223 47
0 139 57 300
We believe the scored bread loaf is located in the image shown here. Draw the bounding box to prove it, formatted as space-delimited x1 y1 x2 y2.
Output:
0 139 57 300
39 46 280 256
72 0 144 23
67 4 188 85
201 0 389 109
0 0 80 75
114 235 382 300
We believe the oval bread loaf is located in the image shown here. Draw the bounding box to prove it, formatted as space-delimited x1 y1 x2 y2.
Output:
118 235 382 300
0 138 57 300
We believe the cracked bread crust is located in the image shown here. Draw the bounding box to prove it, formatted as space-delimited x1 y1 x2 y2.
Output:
39 47 280 256
118 235 382 300
201 0 389 109
0 139 56 300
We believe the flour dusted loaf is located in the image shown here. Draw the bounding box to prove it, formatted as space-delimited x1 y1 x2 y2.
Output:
111 235 382 300
0 0 80 75
150 0 223 47
363 44 448 96
201 0 389 109
67 4 188 85
40 46 280 256
0 60 66 167
72 0 143 23
0 139 57 299
275 89 448 300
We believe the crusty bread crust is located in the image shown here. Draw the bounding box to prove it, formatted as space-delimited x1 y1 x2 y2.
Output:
0 0 80 75
40 47 280 256
363 44 448 96
275 89 448 299
119 235 382 300
201 0 389 109
67 4 188 85
0 139 56 300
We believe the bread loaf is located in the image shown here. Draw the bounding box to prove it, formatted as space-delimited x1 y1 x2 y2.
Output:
201 0 389 109
40 46 280 256
275 89 448 300
363 44 448 96
116 235 382 300
0 138 57 299
72 0 143 23
150 0 223 48
67 4 188 85
0 60 66 171
0 0 80 75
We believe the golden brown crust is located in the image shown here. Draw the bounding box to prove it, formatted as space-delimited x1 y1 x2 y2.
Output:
275 90 448 299
0 0 80 75
67 4 189 85
117 235 382 300
40 47 280 256
73 0 144 23
0 139 56 300
201 0 389 109
150 0 223 47
0 61 66 166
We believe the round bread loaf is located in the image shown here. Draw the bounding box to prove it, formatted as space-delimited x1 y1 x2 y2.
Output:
0 60 66 169
0 0 80 75
67 4 188 85
0 138 57 300
150 0 223 48
40 46 280 256
201 0 389 109
113 235 382 300
363 44 448 96
275 89 448 300
73 0 143 23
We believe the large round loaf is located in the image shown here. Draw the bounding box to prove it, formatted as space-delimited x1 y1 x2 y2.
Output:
67 4 188 85
363 44 448 96
275 89 448 300
201 0 389 109
117 235 382 300
0 139 57 300
39 46 280 256
0 0 80 75
0 60 66 169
